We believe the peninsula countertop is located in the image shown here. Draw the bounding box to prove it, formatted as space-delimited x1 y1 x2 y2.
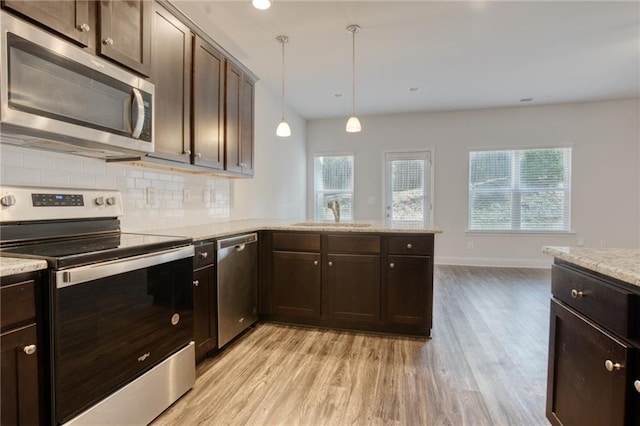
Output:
542 246 640 288
143 219 443 242
0 257 48 277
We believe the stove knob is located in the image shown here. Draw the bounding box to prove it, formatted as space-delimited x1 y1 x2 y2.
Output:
106 197 116 205
95 197 105 206
0 195 16 207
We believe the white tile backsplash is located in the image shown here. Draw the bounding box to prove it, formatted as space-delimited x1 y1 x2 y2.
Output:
0 145 230 232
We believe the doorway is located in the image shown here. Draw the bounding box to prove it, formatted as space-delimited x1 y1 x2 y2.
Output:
384 151 432 227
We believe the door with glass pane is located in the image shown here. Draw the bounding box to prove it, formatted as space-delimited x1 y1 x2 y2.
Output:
384 152 431 227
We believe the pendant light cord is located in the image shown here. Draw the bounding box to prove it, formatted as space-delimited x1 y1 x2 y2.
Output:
281 37 286 121
351 28 356 116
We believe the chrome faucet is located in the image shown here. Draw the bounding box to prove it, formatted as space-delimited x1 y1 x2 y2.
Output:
327 200 340 223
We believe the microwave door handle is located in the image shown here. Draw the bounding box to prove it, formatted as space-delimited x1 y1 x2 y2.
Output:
131 88 145 139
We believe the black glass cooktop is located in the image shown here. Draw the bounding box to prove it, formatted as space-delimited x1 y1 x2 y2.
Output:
0 232 192 269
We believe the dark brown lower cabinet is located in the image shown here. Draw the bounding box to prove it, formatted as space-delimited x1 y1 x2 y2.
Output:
272 251 321 319
0 271 42 426
193 242 216 363
324 254 381 324
261 231 433 336
387 255 431 328
547 299 630 426
1 324 39 426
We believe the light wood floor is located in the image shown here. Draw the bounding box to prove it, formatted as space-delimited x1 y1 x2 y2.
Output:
153 265 551 426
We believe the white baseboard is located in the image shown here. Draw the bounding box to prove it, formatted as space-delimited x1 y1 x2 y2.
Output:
434 256 552 269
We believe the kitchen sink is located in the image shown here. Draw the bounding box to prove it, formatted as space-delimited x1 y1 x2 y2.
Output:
291 222 371 227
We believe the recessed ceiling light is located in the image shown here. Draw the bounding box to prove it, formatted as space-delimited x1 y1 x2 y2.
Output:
520 97 534 103
409 87 421 92
333 93 343 98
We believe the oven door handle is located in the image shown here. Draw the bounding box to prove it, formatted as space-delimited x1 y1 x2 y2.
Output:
55 245 194 288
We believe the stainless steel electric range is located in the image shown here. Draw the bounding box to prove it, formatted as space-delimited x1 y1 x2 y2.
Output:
0 185 196 425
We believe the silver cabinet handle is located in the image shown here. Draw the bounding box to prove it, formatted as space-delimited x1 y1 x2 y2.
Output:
103 37 114 46
200 252 208 259
183 150 191 155
605 360 623 372
571 289 585 298
79 23 90 32
635 380 640 393
193 280 199 287
23 345 36 355
328 261 333 266
407 243 412 249
197 153 202 158
313 260 318 266
390 263 395 268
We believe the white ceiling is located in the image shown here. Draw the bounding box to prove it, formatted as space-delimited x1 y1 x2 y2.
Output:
171 1 640 120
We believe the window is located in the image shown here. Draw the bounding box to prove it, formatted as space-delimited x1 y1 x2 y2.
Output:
468 148 571 231
313 154 354 221
384 151 432 228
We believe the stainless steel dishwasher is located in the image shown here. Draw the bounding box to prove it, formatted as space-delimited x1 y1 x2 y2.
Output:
217 232 259 348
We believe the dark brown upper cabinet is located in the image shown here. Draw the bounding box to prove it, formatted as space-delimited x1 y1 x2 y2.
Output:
225 61 255 176
98 0 151 76
2 0 94 48
192 36 225 170
148 1 191 164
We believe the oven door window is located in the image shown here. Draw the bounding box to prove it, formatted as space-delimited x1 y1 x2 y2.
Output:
53 256 193 423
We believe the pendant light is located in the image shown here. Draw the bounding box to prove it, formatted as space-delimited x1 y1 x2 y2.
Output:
346 24 362 133
252 0 272 10
276 35 291 138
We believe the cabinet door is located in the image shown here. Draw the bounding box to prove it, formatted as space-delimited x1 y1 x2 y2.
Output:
224 62 242 174
148 3 191 163
273 251 321 319
239 76 254 175
3 0 93 47
99 0 151 75
193 266 215 363
547 299 630 426
0 324 39 426
387 255 431 327
192 36 225 170
325 254 380 324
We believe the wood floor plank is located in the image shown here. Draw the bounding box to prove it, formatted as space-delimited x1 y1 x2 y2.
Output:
153 265 550 425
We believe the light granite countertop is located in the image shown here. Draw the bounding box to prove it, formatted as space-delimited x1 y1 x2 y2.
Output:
0 257 48 277
543 246 640 288
142 219 443 242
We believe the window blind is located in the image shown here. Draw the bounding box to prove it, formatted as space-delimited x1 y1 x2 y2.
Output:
313 154 354 221
468 148 571 231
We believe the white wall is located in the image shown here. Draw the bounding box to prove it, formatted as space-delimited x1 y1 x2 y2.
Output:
307 99 640 267
0 81 307 231
231 82 307 219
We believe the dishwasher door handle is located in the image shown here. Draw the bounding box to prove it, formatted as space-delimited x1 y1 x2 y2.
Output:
235 244 246 252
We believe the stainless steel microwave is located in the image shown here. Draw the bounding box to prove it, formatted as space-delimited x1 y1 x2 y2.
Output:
0 12 154 159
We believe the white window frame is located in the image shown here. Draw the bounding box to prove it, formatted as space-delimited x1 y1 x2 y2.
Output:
467 147 572 233
312 153 355 221
382 150 435 228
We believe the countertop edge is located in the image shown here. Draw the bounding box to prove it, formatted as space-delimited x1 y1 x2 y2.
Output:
1 258 48 278
542 246 640 288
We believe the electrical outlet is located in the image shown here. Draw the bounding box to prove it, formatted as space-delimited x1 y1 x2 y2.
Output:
145 187 156 204
183 189 191 203
202 189 210 203
577 238 584 247
210 189 217 202
467 241 474 250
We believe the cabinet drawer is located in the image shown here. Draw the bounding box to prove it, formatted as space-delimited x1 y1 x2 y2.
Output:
1 280 36 330
552 265 636 338
388 235 433 256
326 235 380 254
272 233 320 252
194 242 215 269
